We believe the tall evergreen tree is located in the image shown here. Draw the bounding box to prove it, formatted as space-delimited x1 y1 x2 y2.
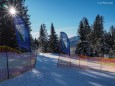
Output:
38 24 48 53
76 18 91 55
82 17 91 42
92 15 104 56
93 15 104 40
78 21 85 41
110 26 115 50
49 23 59 53
78 17 91 41
101 30 111 54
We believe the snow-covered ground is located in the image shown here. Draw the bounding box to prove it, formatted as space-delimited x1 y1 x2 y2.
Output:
0 53 115 86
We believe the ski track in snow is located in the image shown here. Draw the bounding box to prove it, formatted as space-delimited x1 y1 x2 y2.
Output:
0 53 115 86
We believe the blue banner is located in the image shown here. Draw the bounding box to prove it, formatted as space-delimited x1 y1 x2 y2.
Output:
60 32 70 55
13 15 31 52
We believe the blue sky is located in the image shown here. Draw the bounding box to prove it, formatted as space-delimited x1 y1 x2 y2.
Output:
25 0 115 38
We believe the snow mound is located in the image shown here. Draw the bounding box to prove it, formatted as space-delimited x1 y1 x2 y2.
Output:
0 53 115 86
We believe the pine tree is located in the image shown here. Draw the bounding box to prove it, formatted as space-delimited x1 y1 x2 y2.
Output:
78 21 85 41
87 25 94 45
76 18 91 55
78 17 91 41
39 24 44 52
93 15 104 40
34 38 39 49
49 23 59 53
110 26 115 50
82 18 91 40
92 15 104 56
101 30 111 54
0 1 4 46
38 24 48 53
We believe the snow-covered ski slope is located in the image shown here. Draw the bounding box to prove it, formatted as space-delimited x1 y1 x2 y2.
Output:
0 53 115 86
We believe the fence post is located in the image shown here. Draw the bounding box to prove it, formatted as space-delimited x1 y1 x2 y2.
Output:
100 57 102 70
34 55 37 68
29 52 32 71
5 46 9 79
79 55 81 68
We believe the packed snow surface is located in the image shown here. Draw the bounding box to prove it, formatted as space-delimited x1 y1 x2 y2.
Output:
0 53 115 86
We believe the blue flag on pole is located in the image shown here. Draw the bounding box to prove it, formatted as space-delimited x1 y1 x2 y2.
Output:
60 32 70 56
13 15 31 52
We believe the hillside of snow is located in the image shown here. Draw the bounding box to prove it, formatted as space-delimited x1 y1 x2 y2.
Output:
0 53 115 86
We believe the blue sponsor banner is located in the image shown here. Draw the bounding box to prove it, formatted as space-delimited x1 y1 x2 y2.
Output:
13 15 31 52
60 32 70 56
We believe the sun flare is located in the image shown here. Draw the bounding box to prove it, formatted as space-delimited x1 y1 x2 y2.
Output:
9 7 16 15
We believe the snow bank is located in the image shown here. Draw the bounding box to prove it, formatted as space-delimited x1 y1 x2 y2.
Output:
0 53 115 86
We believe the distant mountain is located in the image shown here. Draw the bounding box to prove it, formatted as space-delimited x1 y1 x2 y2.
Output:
69 36 80 47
